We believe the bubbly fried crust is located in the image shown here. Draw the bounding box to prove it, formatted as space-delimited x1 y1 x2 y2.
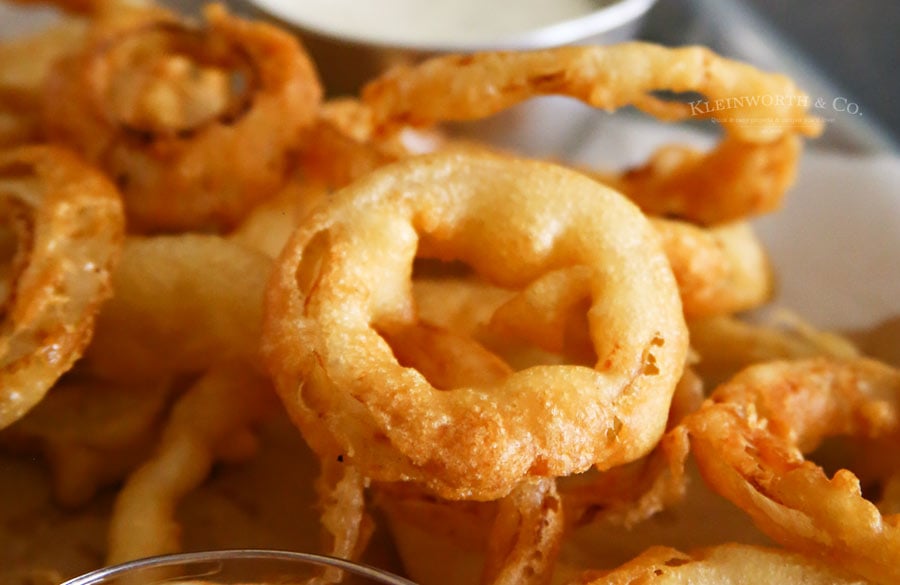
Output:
363 43 822 224
683 358 900 585
569 543 872 584
0 145 124 429
43 4 321 232
263 149 687 500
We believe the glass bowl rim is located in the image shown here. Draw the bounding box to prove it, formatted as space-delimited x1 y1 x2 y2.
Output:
60 549 418 585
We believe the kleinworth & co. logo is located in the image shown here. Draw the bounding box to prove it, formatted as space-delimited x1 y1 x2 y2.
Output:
687 93 863 127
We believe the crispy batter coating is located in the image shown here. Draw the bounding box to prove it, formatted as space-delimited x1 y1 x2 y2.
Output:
569 543 872 584
651 219 772 317
0 146 124 429
44 4 322 232
683 358 900 585
363 44 822 224
263 150 688 500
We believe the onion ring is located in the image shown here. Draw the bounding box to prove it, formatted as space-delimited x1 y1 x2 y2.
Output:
44 4 321 232
311 457 373 585
263 149 688 500
363 44 822 224
107 361 277 564
651 219 772 317
0 145 124 430
683 358 900 585
481 479 564 585
81 234 272 381
2 374 173 507
568 544 870 585
375 320 565 584
0 18 88 147
600 135 803 226
689 311 860 386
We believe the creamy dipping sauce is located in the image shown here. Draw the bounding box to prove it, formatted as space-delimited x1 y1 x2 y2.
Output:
251 0 607 47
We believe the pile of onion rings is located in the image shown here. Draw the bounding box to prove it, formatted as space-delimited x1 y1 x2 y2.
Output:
1 2 898 585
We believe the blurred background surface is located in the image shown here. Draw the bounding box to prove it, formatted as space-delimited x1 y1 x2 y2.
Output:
641 0 899 152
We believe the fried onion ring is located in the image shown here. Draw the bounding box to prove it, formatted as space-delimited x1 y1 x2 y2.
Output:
0 18 88 147
0 145 124 429
568 543 871 585
481 479 564 585
651 219 772 317
107 361 277 564
1 374 173 507
378 316 565 584
363 44 822 224
683 358 900 585
263 150 688 500
689 311 860 386
44 4 321 232
81 234 271 381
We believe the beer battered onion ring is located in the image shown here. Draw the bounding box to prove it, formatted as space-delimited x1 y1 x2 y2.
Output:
44 4 321 232
0 145 124 429
363 43 822 224
569 544 869 585
262 150 688 500
684 358 900 585
651 219 772 318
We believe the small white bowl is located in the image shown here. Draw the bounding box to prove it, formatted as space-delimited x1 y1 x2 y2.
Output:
246 0 658 96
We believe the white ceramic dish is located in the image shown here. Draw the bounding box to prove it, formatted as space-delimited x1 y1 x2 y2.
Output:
245 0 657 95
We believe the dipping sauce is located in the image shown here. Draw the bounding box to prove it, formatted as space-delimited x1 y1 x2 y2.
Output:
250 0 608 48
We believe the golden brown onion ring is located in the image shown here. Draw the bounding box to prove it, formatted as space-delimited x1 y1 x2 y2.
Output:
263 150 688 500
0 18 88 148
684 358 900 585
568 544 871 585
44 5 321 232
651 219 772 317
379 317 565 584
363 44 822 224
481 479 564 585
81 234 271 381
107 361 277 564
598 135 803 227
1 374 173 507
689 311 860 387
0 145 124 430
311 457 373 585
